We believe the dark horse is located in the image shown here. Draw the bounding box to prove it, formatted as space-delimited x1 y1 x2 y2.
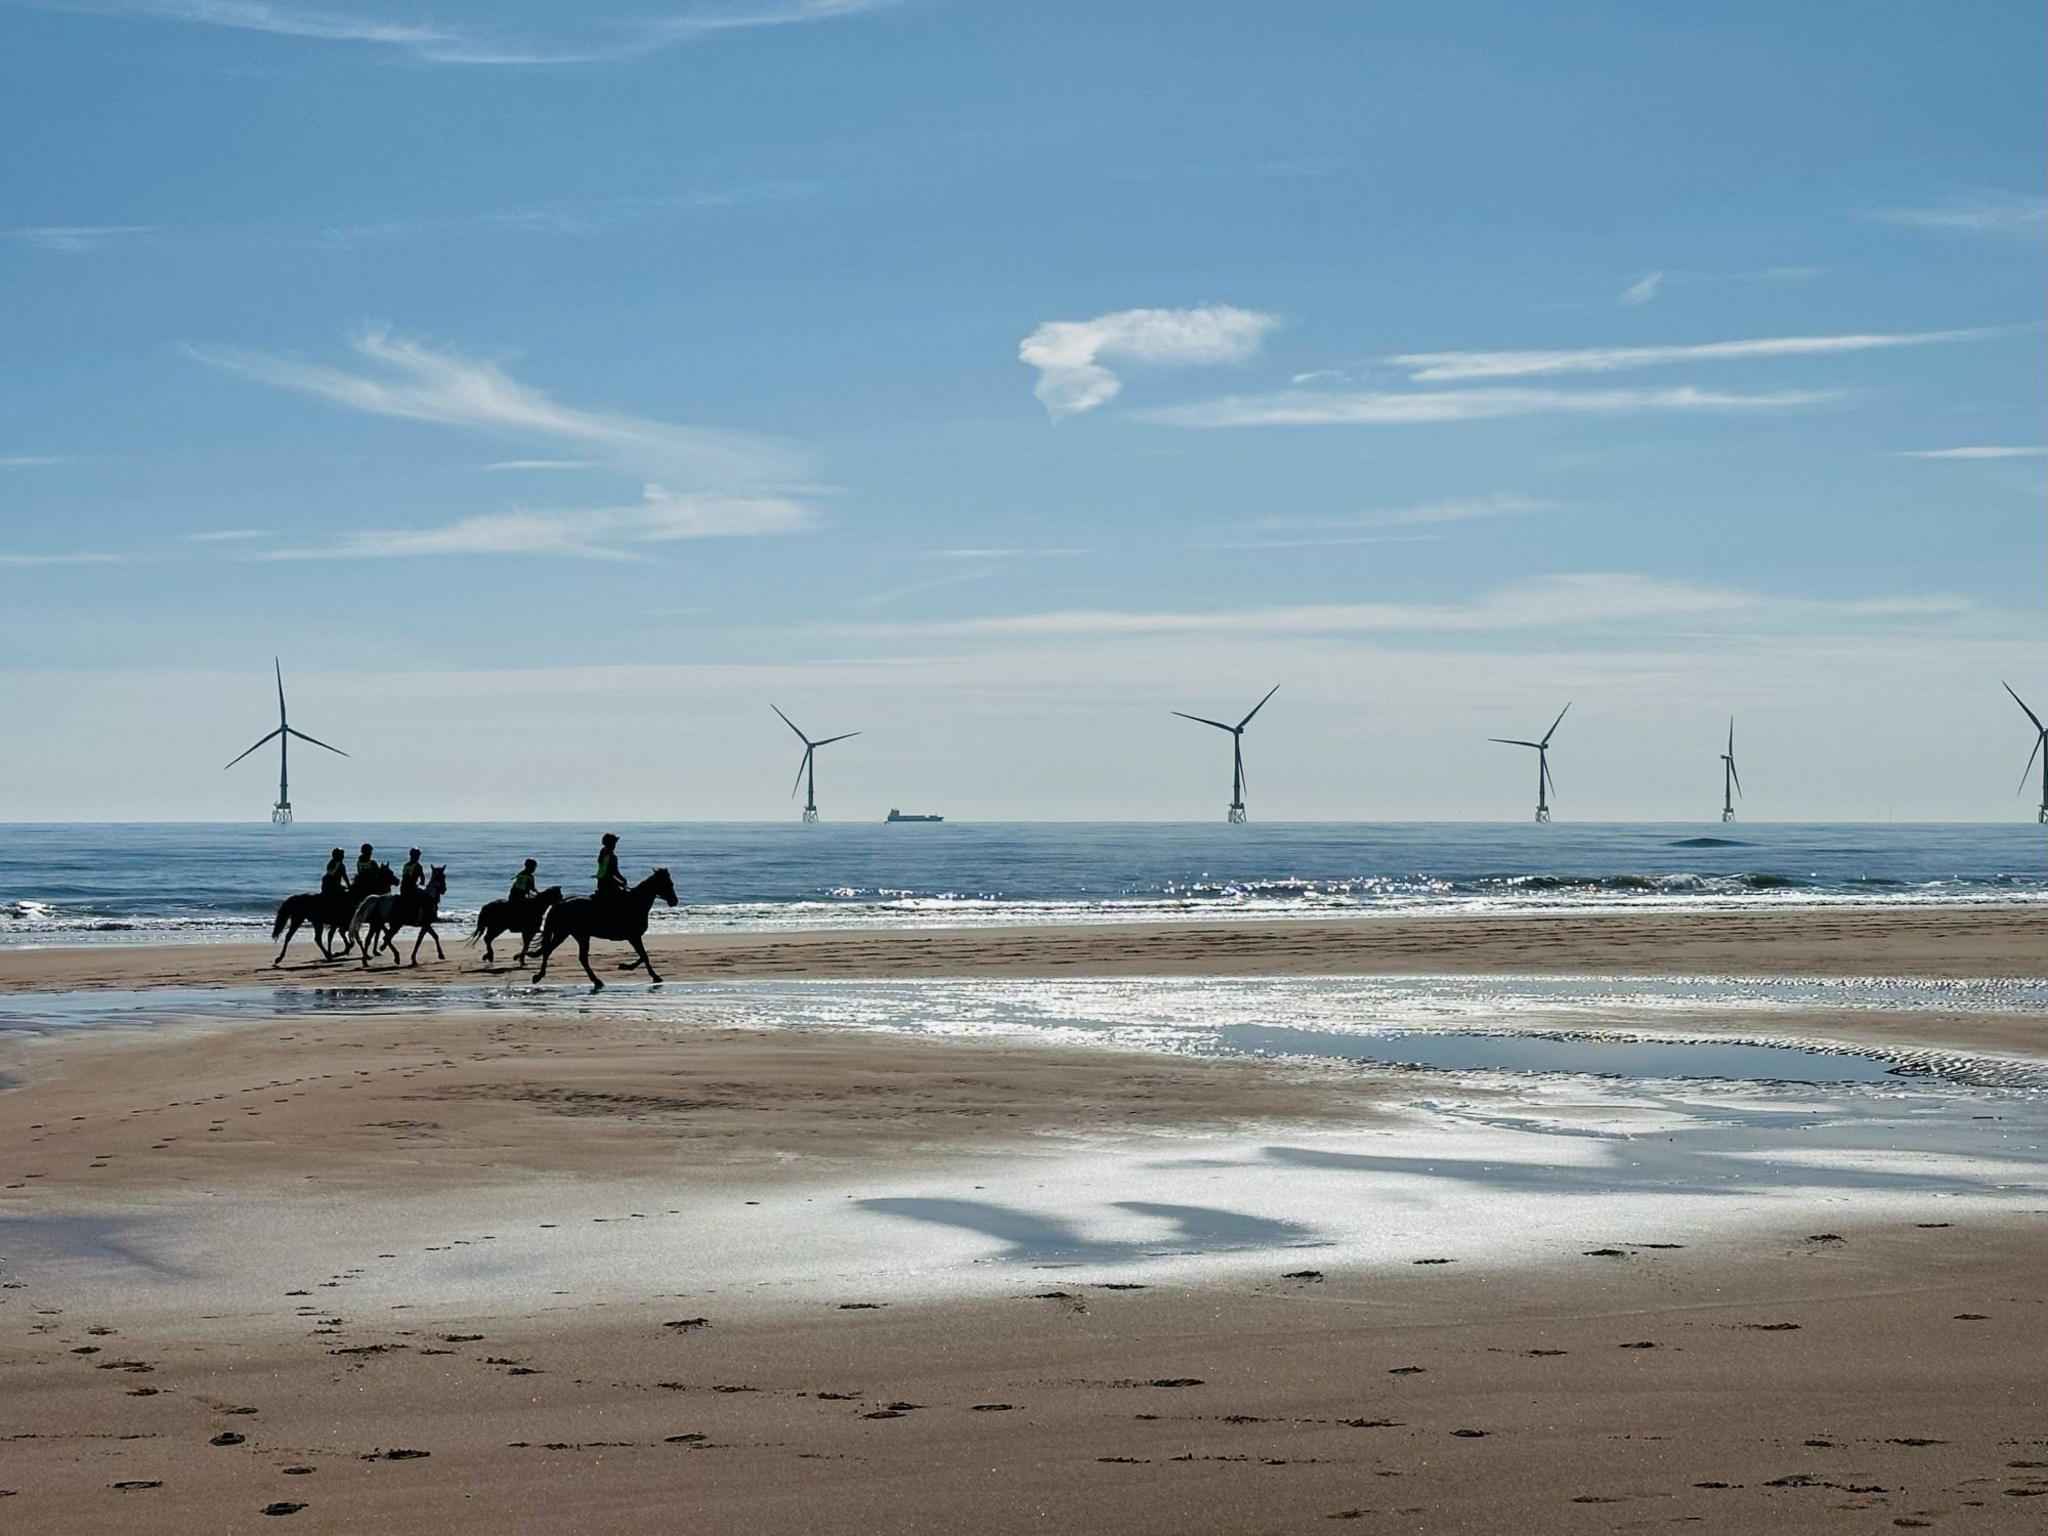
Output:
271 863 396 967
529 869 678 991
352 865 449 968
468 885 564 965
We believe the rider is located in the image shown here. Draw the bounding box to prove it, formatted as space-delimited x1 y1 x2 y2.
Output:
594 833 628 903
401 848 426 894
354 842 377 888
508 858 539 904
321 848 349 898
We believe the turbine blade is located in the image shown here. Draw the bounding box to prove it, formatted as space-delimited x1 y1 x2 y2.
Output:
771 704 811 745
1489 738 1542 749
224 727 283 769
1543 756 1557 797
1173 712 1235 732
1727 716 1735 755
1541 701 1571 747
2004 682 2045 735
791 748 811 800
286 726 349 758
1236 683 1281 730
1730 759 1743 797
275 658 287 723
2021 733 2044 796
812 731 861 748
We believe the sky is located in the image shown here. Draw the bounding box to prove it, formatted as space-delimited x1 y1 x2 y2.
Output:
1 0 2043 822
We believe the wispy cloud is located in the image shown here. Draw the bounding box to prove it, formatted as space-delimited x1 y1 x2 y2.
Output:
840 574 1975 641
310 181 832 249
0 455 71 467
256 485 812 561
1617 271 1663 306
857 565 1000 609
7 224 158 251
1873 191 2048 238
1899 445 2047 461
1019 305 1280 421
185 528 270 541
193 327 802 487
1390 327 1989 383
1146 385 1834 429
26 0 906 67
482 459 601 472
1254 494 1551 533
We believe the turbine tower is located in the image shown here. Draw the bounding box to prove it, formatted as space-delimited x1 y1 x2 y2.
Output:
225 659 347 825
773 705 859 823
2003 682 2048 823
1719 716 1743 823
1173 684 1280 824
1491 702 1570 823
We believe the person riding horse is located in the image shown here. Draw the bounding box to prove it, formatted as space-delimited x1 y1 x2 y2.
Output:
401 848 426 894
594 833 628 908
508 859 540 905
355 843 378 888
321 848 349 899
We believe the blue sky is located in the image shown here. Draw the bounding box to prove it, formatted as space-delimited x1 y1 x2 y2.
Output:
2 0 2043 820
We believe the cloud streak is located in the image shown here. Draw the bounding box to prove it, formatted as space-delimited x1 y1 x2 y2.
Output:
194 327 802 487
1146 385 1834 429
255 486 812 561
840 574 1975 641
1873 191 2048 238
25 0 906 66
1390 328 1990 383
1900 446 2047 460
1019 305 1279 420
7 224 158 251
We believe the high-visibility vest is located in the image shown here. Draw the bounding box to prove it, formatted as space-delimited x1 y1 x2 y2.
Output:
596 852 618 882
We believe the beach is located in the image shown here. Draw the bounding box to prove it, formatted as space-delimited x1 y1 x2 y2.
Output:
2 905 2044 1531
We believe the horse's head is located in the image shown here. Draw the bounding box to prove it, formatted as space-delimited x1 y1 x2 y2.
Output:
428 865 448 895
650 867 679 907
538 885 564 907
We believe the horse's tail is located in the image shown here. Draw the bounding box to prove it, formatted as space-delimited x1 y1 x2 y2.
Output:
272 898 293 939
465 904 488 945
348 897 374 944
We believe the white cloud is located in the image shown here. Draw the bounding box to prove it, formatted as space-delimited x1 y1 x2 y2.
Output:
1874 191 2048 237
8 224 157 251
857 565 1000 609
193 327 802 487
1617 271 1663 306
1019 305 1280 420
1900 446 2047 461
27 0 905 66
482 459 601 472
185 528 271 542
0 455 70 467
839 574 1974 641
1253 494 1551 532
1390 328 1988 383
255 485 810 561
1146 385 1833 428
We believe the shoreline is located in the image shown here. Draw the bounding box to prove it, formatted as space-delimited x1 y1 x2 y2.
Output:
2 902 2044 995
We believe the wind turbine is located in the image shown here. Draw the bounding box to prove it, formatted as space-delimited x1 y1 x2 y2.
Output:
225 659 348 825
1719 716 1743 823
1491 702 1569 823
1173 684 1280 824
773 705 859 823
2003 682 2048 823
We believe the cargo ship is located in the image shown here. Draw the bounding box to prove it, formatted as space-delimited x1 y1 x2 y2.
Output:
885 808 944 823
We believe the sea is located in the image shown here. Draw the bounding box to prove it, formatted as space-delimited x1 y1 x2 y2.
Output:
0 821 2042 947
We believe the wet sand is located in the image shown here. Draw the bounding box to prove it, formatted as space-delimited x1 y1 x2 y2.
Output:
1 902 2043 996
3 914 2045 1530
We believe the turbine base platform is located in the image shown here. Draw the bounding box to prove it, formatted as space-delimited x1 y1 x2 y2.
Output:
1227 804 1246 825
273 802 292 826
2039 805 2047 825
1534 806 1551 823
802 807 819 824
1722 808 1736 823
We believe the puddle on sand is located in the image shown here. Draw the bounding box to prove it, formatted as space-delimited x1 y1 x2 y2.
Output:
1217 1024 1903 1084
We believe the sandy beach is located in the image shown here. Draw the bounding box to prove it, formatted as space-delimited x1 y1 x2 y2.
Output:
3 909 2045 1531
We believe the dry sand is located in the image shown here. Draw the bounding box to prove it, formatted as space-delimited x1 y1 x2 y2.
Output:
2 910 2045 1531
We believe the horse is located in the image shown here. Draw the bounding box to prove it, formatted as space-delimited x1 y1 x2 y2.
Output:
351 865 449 968
271 863 396 967
468 885 563 965
529 869 678 991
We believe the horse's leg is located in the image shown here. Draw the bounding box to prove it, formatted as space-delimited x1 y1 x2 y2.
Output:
577 937 602 991
387 924 405 966
629 935 662 984
531 930 558 984
426 922 444 962
273 915 298 968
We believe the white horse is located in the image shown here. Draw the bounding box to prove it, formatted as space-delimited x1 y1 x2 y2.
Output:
351 865 448 967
